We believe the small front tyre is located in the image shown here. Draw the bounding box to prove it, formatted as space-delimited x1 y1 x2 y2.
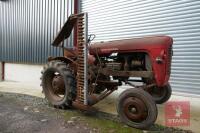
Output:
148 84 172 104
117 88 158 129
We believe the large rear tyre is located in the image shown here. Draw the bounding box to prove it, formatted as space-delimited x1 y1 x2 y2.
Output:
41 60 76 109
117 88 157 129
148 84 172 104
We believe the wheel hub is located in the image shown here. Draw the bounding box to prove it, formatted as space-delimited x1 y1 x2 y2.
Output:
123 97 147 122
52 75 65 94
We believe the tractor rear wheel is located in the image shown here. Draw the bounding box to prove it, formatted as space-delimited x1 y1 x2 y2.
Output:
41 60 76 109
148 84 171 104
117 88 157 129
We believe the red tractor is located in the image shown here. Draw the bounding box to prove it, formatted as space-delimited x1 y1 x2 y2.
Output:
41 13 173 129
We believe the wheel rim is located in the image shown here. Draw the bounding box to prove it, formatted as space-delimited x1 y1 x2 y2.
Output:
44 70 66 102
123 97 148 123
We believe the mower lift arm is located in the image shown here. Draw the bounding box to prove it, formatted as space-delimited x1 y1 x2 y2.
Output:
52 14 79 46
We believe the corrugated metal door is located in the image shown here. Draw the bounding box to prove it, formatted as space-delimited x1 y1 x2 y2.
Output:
0 0 74 64
81 0 200 95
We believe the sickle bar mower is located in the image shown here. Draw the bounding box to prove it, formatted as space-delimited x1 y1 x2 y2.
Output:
41 13 173 129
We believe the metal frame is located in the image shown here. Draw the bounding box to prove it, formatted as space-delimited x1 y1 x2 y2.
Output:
100 68 153 78
1 62 5 81
83 13 88 105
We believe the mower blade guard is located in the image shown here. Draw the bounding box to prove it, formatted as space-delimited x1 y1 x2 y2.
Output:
52 14 78 46
76 13 89 105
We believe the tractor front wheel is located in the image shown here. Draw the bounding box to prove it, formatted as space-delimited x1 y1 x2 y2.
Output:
117 88 157 129
41 60 76 109
148 84 172 104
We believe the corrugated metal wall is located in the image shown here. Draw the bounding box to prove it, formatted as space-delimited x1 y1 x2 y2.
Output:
0 0 74 64
81 0 200 95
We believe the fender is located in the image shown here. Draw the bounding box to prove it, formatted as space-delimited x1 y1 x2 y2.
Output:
48 56 77 65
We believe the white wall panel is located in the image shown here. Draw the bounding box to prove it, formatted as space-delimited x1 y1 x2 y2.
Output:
81 0 200 95
5 63 42 87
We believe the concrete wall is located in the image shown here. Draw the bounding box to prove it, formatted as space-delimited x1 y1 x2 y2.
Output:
4 63 43 88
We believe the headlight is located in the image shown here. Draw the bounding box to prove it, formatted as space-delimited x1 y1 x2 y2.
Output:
156 57 163 64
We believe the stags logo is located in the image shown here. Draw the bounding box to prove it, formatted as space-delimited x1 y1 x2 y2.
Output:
165 101 190 126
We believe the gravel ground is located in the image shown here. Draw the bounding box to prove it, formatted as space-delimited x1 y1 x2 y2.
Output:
0 92 93 133
0 92 193 133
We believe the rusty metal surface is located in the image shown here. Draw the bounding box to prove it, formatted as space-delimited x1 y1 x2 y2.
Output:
96 80 119 88
63 48 76 57
52 14 78 47
72 101 95 111
87 88 116 106
100 68 153 78
125 81 156 90
48 56 77 66
75 13 87 105
123 97 147 122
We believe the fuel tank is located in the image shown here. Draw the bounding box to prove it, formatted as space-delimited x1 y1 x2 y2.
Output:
89 36 173 56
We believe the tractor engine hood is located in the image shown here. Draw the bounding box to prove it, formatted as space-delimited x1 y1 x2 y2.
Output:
89 36 173 56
